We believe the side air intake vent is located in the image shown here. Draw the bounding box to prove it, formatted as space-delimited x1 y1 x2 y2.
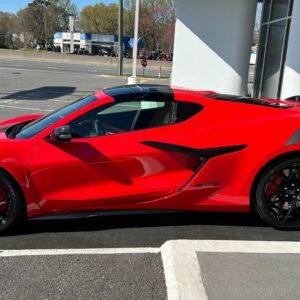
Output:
205 94 292 109
286 96 300 102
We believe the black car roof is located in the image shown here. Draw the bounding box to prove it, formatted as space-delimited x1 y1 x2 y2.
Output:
103 84 175 102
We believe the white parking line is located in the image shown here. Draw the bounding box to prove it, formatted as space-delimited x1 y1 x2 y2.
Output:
3 240 299 300
161 240 300 300
0 247 160 257
161 241 208 300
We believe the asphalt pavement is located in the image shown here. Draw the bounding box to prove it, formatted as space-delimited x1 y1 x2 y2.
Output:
2 212 300 250
0 59 299 300
0 56 171 78
198 252 300 300
1 253 166 300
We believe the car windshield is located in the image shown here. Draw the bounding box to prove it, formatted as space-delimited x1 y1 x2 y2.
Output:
15 95 98 139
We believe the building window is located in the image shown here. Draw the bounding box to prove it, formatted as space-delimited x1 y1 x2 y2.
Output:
254 0 294 99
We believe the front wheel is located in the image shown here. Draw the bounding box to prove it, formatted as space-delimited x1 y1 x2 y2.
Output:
255 158 300 230
0 171 25 233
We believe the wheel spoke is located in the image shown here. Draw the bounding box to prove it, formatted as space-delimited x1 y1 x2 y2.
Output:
288 167 299 181
282 206 294 223
260 161 300 227
296 165 300 181
277 201 286 221
266 191 281 200
266 196 283 207
269 180 282 190
291 202 300 217
274 172 288 183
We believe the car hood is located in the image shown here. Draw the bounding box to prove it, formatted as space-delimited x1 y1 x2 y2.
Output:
0 114 44 140
0 114 44 129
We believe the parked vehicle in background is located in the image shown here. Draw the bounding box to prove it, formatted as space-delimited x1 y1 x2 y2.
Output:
78 48 89 55
52 45 61 53
159 52 173 61
139 51 146 59
148 51 160 60
45 44 53 51
98 46 116 57
124 51 132 58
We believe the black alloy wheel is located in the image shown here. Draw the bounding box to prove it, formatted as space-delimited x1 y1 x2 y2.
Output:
0 171 25 233
255 158 300 229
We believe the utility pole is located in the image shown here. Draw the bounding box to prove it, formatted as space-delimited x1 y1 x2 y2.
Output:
118 0 124 75
128 0 140 84
43 0 47 47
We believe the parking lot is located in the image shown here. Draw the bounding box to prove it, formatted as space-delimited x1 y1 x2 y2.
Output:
0 57 300 299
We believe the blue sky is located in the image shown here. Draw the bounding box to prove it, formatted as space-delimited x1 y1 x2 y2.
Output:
0 0 117 13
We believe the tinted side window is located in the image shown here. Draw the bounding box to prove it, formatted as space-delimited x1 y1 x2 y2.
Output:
69 100 175 138
175 102 203 123
16 95 97 139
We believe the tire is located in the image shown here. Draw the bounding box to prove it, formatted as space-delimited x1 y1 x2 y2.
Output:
255 158 300 230
0 171 25 233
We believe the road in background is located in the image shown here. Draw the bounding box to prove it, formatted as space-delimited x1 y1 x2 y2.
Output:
0 57 171 79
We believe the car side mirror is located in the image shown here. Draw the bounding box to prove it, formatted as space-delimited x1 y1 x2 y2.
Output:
48 125 72 142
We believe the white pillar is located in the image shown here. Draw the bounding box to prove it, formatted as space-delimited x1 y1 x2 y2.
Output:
172 0 257 95
70 32 74 54
280 0 300 99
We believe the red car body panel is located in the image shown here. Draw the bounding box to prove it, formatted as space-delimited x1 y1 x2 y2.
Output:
0 114 44 128
0 85 300 219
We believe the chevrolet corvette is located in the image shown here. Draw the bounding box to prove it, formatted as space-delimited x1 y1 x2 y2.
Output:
0 84 300 232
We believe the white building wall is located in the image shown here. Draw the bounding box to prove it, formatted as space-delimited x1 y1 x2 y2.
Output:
74 33 81 40
172 0 257 95
280 0 300 99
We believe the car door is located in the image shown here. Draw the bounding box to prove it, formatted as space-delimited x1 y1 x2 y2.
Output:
29 99 200 213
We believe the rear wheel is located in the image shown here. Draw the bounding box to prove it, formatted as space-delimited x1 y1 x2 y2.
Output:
255 158 300 229
0 171 25 233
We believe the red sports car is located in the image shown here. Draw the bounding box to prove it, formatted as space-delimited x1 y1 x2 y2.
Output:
0 84 300 232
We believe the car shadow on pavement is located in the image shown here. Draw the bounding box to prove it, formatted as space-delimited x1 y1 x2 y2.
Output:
4 212 300 247
12 211 268 235
1 86 76 100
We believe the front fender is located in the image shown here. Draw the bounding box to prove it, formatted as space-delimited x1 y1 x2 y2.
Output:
0 139 41 217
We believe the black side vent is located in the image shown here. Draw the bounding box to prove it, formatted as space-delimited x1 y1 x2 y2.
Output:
205 94 292 109
286 96 300 102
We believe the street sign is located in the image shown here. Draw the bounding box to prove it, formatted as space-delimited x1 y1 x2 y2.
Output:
141 59 148 68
